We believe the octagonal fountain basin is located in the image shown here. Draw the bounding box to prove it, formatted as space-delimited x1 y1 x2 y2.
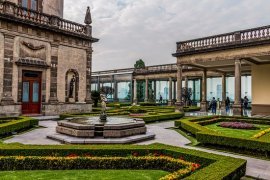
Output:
47 116 155 144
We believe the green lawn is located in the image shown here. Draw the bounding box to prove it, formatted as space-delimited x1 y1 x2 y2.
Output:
259 132 270 142
0 170 169 180
205 123 270 139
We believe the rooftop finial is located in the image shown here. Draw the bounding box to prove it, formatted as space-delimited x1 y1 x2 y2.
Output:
84 6 92 25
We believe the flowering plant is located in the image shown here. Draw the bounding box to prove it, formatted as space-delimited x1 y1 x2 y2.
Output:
219 122 256 129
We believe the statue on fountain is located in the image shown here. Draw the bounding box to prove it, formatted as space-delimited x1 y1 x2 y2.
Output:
100 94 107 122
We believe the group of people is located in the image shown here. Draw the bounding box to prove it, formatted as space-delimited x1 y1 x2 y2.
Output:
209 96 249 115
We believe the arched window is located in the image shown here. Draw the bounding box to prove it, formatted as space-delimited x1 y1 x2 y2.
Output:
20 0 38 11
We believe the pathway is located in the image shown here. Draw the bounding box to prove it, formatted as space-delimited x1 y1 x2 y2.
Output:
4 120 270 179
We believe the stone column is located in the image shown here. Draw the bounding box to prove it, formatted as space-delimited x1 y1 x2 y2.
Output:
113 78 118 102
200 69 208 112
153 80 157 101
85 49 93 104
1 34 15 105
144 78 149 102
233 59 242 116
133 79 137 104
176 64 183 112
221 74 226 110
48 43 59 104
168 77 173 106
173 80 176 101
185 76 188 106
97 76 100 92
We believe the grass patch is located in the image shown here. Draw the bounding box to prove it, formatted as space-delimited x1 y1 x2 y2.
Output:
205 123 270 139
0 170 169 180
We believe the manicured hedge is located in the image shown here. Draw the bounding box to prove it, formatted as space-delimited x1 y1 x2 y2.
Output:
177 116 270 153
133 113 184 123
183 106 201 112
0 117 38 136
0 143 246 180
139 102 157 106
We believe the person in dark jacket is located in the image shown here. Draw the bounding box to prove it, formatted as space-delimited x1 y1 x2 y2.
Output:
225 97 230 114
210 97 217 114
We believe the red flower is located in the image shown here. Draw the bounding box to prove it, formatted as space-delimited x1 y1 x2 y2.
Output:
67 153 78 158
132 152 139 157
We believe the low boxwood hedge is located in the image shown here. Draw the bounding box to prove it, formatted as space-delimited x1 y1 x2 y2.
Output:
176 116 270 153
0 143 246 179
132 113 184 123
183 106 201 112
0 117 38 136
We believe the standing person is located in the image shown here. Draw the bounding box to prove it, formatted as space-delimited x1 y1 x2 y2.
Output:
159 95 163 103
210 97 217 115
225 97 230 114
243 96 249 116
217 98 221 114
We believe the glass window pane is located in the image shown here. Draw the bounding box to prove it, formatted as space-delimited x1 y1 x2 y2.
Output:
22 82 29 102
31 0 37 10
22 0 28 8
32 82 39 102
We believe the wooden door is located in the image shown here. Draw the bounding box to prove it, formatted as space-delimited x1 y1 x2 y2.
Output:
22 71 42 115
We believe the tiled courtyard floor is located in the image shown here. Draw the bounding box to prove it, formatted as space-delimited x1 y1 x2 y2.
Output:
4 119 270 179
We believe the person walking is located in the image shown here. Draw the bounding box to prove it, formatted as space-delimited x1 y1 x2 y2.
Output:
210 97 217 115
225 97 230 114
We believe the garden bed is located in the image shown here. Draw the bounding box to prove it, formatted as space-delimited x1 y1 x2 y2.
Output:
0 143 246 179
175 116 270 156
0 117 38 137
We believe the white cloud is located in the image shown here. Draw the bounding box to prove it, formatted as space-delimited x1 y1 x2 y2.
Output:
64 0 270 71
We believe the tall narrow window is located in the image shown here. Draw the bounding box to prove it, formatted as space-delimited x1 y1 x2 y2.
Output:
21 0 38 11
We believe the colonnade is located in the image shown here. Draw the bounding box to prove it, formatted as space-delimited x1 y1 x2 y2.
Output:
132 59 243 115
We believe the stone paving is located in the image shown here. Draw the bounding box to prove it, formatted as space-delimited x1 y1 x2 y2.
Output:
4 120 270 179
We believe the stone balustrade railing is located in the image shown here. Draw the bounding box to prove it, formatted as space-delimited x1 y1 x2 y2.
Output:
134 64 177 74
176 25 270 53
0 1 89 37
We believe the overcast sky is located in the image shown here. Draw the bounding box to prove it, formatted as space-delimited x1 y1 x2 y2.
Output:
64 0 270 71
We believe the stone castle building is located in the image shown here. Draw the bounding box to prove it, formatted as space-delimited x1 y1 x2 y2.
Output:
0 0 98 116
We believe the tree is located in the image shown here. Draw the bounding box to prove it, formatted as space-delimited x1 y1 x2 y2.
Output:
91 90 100 107
134 59 145 69
100 86 114 98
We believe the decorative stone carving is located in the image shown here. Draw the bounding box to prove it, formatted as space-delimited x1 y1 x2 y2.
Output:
20 41 46 60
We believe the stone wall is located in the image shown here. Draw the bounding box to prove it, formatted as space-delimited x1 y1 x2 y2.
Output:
5 0 64 18
0 33 4 100
57 46 87 103
0 104 21 117
12 37 51 103
43 103 92 116
43 0 64 18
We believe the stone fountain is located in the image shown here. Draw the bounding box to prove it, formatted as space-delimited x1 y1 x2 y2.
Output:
47 94 155 144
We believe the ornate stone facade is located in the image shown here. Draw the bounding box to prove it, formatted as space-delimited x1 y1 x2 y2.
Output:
0 0 98 116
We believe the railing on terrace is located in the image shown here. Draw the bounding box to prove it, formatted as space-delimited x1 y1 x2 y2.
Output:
176 25 270 53
134 64 177 74
0 1 88 36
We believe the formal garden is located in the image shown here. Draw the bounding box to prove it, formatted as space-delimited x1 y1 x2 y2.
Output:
1 104 270 179
175 116 270 159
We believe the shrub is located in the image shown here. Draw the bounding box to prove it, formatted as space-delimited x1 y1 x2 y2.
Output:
128 106 147 114
219 122 256 130
140 113 184 123
139 102 157 106
177 116 270 153
0 143 246 180
183 106 201 112
0 117 38 136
